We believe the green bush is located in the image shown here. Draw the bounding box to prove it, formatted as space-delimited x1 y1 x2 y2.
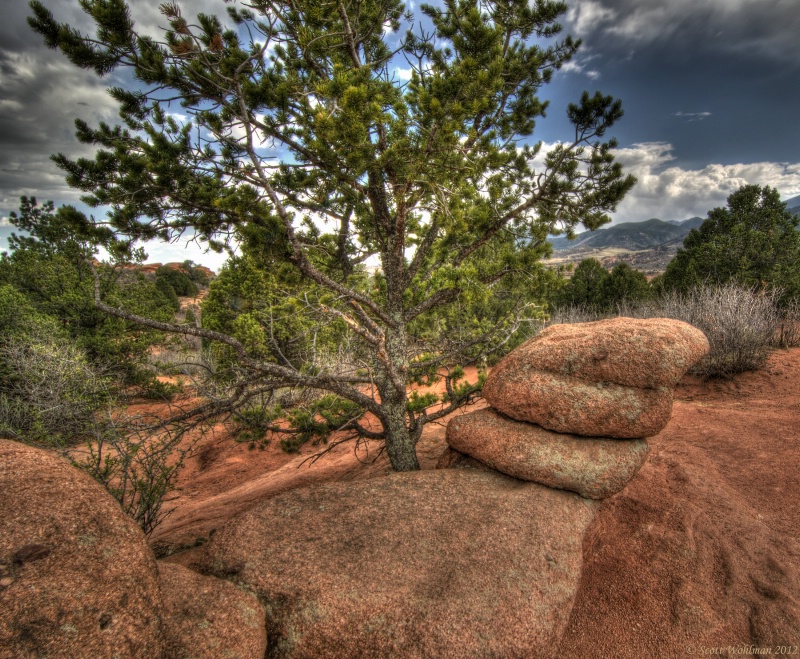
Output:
662 185 800 303
553 258 651 312
69 420 190 537
155 265 199 297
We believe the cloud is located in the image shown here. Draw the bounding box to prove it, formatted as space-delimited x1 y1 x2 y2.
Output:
610 142 800 222
560 57 601 80
566 1 618 35
394 67 414 81
674 112 712 122
0 216 10 227
565 0 800 63
0 0 226 219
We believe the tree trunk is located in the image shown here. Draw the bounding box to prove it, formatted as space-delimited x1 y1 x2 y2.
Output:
382 395 420 471
379 316 419 471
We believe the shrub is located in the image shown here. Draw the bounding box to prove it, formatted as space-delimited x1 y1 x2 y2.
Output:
69 419 190 537
662 185 800 303
155 265 199 298
654 284 779 377
0 327 111 445
553 258 652 312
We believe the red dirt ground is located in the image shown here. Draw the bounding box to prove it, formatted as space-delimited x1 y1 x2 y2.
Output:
154 353 800 656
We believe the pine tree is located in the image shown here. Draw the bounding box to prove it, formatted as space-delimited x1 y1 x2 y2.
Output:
663 185 800 303
29 0 635 470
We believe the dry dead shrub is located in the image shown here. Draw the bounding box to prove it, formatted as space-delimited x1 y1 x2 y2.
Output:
775 299 800 348
640 284 780 377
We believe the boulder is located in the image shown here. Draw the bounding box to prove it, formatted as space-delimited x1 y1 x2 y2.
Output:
483 369 673 438
201 469 597 659
445 408 649 499
0 439 162 659
158 562 267 659
487 317 709 390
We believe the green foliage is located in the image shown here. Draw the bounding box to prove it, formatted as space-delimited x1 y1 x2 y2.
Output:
663 185 800 303
282 395 363 452
182 260 211 286
0 198 176 383
202 255 350 372
232 403 283 449
155 264 199 297
70 422 189 537
555 258 608 309
600 262 652 309
29 0 636 470
553 259 651 311
0 295 111 445
155 274 180 311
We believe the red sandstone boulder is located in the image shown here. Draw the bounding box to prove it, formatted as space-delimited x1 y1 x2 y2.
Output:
0 440 162 658
444 408 649 499
158 562 267 659
483 369 673 438
200 469 597 659
488 318 709 390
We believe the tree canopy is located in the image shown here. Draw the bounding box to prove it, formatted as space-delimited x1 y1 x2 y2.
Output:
553 258 650 311
662 185 800 302
29 0 635 470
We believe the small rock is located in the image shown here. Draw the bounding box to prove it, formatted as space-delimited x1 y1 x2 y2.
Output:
0 578 13 588
445 408 649 499
158 562 267 659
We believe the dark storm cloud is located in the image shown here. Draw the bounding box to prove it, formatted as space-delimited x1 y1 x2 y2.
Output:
1 0 798 252
0 0 222 219
536 0 800 223
566 0 800 63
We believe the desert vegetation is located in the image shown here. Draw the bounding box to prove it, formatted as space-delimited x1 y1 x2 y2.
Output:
4 0 799 538
4 1 800 656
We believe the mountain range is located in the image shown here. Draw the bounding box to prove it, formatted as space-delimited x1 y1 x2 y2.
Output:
548 216 705 252
550 194 800 255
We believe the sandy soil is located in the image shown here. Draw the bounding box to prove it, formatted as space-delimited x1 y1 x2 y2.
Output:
153 353 800 655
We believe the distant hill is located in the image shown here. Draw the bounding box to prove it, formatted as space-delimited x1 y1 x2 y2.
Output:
784 194 800 216
549 216 704 252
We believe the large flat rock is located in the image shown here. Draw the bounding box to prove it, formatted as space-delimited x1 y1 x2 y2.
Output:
201 469 598 659
444 408 649 499
488 318 709 389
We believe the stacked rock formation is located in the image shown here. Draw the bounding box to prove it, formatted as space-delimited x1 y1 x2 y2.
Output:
441 317 710 499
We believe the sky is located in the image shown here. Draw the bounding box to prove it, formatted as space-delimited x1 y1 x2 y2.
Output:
1 0 799 270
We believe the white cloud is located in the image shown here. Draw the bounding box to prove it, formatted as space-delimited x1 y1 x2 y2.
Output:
674 112 712 122
566 1 617 35
0 216 10 227
394 67 414 81
558 53 601 80
611 142 800 222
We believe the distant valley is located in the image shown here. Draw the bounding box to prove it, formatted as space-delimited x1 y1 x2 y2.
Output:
546 194 800 276
545 216 705 275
